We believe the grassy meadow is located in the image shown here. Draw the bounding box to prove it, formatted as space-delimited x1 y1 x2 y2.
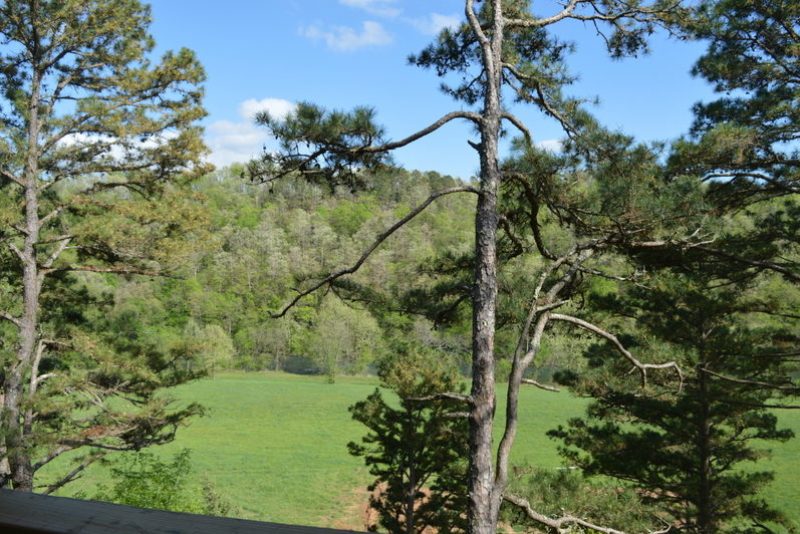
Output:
42 372 800 530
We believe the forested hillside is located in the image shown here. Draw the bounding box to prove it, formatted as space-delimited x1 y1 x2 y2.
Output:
98 166 475 378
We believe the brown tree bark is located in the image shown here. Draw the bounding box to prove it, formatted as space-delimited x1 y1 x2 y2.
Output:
465 1 505 531
3 53 42 492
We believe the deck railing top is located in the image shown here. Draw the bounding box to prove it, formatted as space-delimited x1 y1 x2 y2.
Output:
0 489 364 534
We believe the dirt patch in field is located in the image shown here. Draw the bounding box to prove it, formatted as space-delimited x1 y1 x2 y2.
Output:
328 485 373 531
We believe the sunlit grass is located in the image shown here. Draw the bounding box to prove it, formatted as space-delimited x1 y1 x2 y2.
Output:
42 372 799 529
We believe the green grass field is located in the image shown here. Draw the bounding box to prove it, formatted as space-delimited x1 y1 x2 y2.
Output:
41 372 800 530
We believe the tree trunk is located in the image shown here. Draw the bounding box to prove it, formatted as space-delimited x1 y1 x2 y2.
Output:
468 3 504 530
697 363 715 534
3 51 42 493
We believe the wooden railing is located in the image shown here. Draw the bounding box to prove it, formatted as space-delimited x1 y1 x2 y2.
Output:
0 490 363 533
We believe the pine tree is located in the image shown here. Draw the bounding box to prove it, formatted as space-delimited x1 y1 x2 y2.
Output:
348 345 468 533
0 0 209 491
252 2 687 531
551 267 800 532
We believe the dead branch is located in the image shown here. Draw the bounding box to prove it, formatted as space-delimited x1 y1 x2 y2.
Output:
33 445 74 472
549 313 683 389
42 451 106 495
407 392 474 404
442 411 471 419
8 242 25 262
501 113 532 145
271 186 478 318
521 378 560 392
504 492 627 534
39 236 72 273
42 264 167 278
1 168 24 187
703 369 798 392
0 311 21 328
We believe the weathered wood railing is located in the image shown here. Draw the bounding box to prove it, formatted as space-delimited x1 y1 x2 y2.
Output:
0 490 363 533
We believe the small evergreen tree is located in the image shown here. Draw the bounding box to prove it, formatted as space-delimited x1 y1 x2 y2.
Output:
348 344 468 533
551 268 800 533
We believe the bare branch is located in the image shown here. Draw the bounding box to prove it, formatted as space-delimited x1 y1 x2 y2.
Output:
41 452 106 495
501 113 532 145
8 243 25 262
442 411 471 419
407 392 474 404
703 369 798 392
505 0 681 28
33 445 74 472
0 311 21 329
504 492 627 534
521 378 560 392
495 249 590 490
504 0 582 28
38 206 65 229
1 168 24 187
466 0 490 48
271 186 478 318
359 111 482 153
39 236 72 272
550 313 684 389
42 264 166 278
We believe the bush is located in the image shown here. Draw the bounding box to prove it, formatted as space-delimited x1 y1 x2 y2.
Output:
94 449 238 517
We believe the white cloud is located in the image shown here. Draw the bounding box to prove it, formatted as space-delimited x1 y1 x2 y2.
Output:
59 131 180 162
205 98 295 168
300 20 392 52
536 139 563 153
408 13 461 35
239 98 296 122
340 0 401 18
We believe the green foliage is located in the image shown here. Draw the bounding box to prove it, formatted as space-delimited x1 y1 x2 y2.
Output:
552 268 800 532
94 448 237 517
95 449 197 512
671 0 799 206
183 320 235 375
304 297 385 381
348 347 468 533
248 103 390 191
0 0 210 490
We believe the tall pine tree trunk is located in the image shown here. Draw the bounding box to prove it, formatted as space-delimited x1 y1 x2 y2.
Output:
468 5 504 530
697 362 715 534
3 59 42 493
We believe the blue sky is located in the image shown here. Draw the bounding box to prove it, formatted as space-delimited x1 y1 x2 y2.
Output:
147 0 716 180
